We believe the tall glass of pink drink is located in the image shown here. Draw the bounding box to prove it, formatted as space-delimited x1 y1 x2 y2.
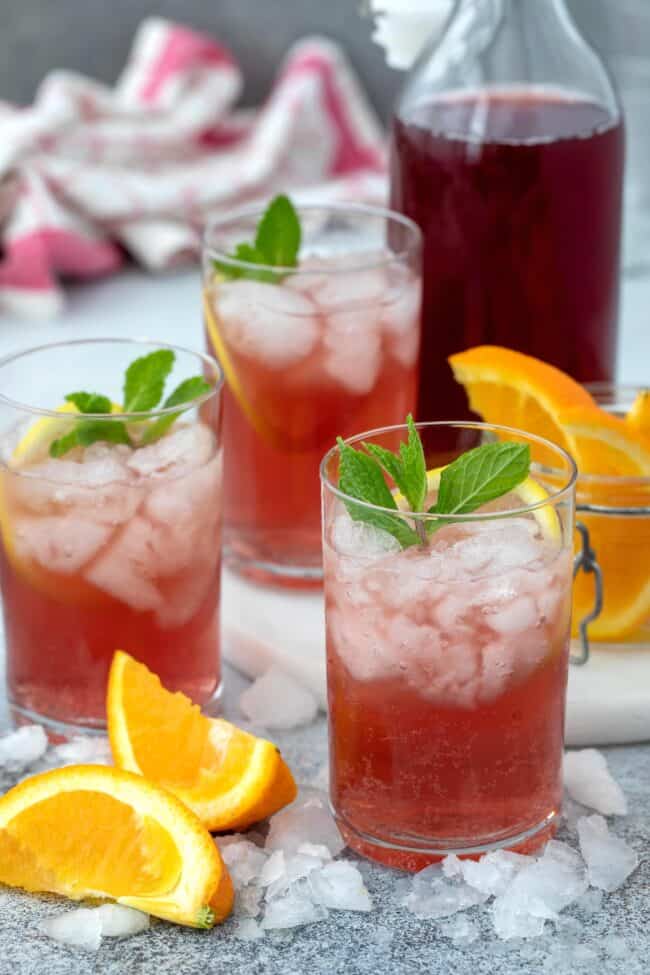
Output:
203 204 422 586
321 421 577 870
0 339 223 736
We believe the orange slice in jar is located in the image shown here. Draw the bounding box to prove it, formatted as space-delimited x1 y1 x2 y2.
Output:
626 389 650 437
108 651 297 833
0 764 233 928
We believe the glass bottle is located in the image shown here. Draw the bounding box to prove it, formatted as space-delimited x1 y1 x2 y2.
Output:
390 0 625 423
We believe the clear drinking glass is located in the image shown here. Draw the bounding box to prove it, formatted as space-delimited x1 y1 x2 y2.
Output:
321 421 576 870
202 203 422 586
0 339 224 736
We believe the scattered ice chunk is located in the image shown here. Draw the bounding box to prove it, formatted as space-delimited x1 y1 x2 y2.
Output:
438 915 480 944
266 853 323 900
41 908 103 952
492 897 547 941
220 841 268 889
563 750 627 816
217 831 265 850
405 865 487 920
239 667 318 730
457 850 531 898
577 815 639 891
259 850 287 888
266 796 345 857
308 763 330 792
371 926 394 947
233 917 265 941
261 892 328 930
308 861 373 912
127 424 215 477
298 842 333 861
214 280 319 368
0 725 48 769
85 516 162 612
331 515 401 560
13 516 113 574
235 886 263 919
52 736 112 766
94 905 149 937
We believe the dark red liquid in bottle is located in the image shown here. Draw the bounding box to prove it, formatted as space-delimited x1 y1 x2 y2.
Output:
390 89 625 422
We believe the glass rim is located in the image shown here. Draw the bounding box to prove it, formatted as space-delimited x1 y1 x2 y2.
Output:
202 201 422 276
320 420 577 522
0 337 224 421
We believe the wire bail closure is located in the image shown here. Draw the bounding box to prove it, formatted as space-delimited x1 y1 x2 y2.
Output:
571 521 603 666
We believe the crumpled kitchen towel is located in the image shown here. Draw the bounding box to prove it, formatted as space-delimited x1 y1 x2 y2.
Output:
0 18 386 319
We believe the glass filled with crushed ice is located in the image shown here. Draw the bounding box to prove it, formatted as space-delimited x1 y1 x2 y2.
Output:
321 421 577 870
203 201 422 585
0 339 223 735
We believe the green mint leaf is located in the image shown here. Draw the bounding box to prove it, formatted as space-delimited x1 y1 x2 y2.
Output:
399 414 427 512
64 392 112 414
363 442 404 487
213 243 281 283
195 906 215 929
123 349 175 413
49 419 131 457
255 194 301 268
337 437 419 550
140 376 212 445
433 442 531 518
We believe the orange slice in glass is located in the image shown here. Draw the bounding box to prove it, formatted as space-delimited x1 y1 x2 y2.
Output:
0 765 233 928
108 651 297 833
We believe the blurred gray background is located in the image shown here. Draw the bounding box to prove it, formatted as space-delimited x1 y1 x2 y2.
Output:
1 0 648 118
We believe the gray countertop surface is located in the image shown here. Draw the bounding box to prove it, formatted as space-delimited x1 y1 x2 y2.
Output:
0 269 649 974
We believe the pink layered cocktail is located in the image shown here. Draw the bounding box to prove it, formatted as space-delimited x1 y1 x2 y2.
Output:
321 421 576 870
203 203 422 584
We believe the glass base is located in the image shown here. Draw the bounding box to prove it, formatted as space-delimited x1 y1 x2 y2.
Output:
333 805 560 872
225 548 323 590
9 679 224 743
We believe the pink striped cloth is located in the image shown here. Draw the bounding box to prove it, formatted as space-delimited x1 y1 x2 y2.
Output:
0 18 387 319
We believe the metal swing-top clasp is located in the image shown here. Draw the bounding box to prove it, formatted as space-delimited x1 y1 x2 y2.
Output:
571 521 603 666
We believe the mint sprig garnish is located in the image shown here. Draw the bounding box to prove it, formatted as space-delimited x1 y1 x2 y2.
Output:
337 416 531 549
213 194 301 284
48 350 212 458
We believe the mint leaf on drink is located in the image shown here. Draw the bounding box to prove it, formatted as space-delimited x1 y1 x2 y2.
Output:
212 194 301 283
432 441 530 519
48 349 213 457
337 437 420 550
64 392 112 414
336 420 531 550
123 349 175 414
255 194 301 267
141 376 212 444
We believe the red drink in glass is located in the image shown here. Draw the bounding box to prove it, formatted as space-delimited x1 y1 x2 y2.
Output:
0 340 223 735
390 89 625 423
203 204 422 585
321 421 576 870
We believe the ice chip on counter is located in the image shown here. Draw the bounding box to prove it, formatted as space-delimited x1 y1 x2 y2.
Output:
456 850 530 897
563 749 628 816
491 897 547 941
235 886 263 919
51 736 112 766
266 853 323 901
239 667 318 730
94 905 150 937
298 842 333 861
308 861 373 912
438 915 480 944
233 917 265 941
261 892 328 930
41 908 103 952
266 796 345 857
0 725 48 770
404 864 488 920
573 888 604 918
577 815 639 891
259 850 286 888
219 840 267 889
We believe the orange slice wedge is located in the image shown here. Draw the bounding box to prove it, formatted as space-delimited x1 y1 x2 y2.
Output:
108 651 297 833
448 345 597 459
0 765 233 928
626 389 650 437
559 406 650 477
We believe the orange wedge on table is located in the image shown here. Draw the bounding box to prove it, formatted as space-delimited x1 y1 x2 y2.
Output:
108 651 297 832
450 346 650 642
0 765 233 928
